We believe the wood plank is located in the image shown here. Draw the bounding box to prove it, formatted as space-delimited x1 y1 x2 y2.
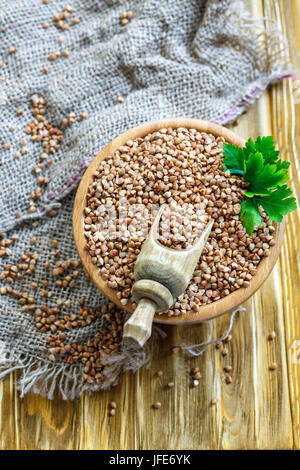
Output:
17 391 82 450
265 0 300 450
0 372 17 450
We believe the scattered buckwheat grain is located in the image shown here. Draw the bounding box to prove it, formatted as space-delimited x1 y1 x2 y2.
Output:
222 347 228 356
153 401 161 409
120 11 132 25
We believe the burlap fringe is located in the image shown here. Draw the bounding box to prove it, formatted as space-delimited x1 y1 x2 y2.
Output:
0 325 166 400
0 309 243 399
0 346 149 400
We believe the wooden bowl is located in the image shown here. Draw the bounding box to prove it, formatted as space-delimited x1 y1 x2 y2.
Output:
73 118 284 325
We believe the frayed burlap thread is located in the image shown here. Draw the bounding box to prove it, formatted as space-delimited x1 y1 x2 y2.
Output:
0 0 292 399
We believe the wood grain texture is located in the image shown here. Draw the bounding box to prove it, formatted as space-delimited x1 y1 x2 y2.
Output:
0 0 299 450
266 0 300 449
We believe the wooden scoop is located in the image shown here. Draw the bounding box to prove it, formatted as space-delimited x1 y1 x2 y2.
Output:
123 206 214 347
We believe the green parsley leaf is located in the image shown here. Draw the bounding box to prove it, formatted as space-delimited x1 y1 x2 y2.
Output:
244 162 290 197
245 164 289 197
240 198 262 235
256 185 297 223
237 137 279 164
223 135 297 233
275 159 290 171
243 138 256 158
253 136 280 163
243 152 264 184
223 143 245 175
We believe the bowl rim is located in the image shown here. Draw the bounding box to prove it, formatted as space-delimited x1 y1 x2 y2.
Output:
73 118 285 325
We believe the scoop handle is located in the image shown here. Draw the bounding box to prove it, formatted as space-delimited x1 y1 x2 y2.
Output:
123 209 213 347
123 298 156 347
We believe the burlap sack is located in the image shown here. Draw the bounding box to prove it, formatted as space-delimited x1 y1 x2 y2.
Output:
0 0 292 399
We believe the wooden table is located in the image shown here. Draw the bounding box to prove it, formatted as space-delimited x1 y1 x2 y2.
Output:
0 0 299 450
